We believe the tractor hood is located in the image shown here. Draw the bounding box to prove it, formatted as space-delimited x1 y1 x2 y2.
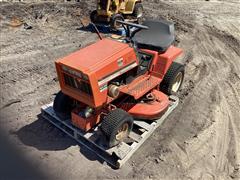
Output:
56 38 138 81
55 38 138 107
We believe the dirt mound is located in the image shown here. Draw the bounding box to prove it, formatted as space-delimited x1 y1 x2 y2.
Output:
0 0 239 179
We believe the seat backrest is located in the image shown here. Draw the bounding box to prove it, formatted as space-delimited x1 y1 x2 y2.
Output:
132 20 175 52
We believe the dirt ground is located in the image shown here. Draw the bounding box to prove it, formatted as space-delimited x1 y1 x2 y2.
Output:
0 0 240 179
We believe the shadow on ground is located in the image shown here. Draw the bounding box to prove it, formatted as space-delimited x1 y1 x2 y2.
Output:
0 130 49 179
16 114 105 165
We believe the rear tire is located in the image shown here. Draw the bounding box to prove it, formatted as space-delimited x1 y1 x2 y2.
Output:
110 14 124 29
160 62 185 95
53 91 73 119
101 109 133 148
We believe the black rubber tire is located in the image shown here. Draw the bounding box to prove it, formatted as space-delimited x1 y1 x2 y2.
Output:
133 3 144 21
90 10 98 23
53 91 73 119
101 109 133 148
110 14 124 29
160 62 185 95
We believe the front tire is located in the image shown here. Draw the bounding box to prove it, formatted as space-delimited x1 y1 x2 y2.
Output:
101 109 133 148
53 91 73 119
160 62 185 95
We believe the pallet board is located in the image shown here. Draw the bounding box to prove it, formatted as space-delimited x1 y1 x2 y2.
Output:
41 96 179 168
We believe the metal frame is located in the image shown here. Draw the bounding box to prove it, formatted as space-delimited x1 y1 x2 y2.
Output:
41 96 179 168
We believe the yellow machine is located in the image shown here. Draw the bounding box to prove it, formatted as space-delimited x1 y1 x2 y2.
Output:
90 0 143 28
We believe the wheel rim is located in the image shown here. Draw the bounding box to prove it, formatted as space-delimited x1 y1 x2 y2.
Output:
171 72 183 93
115 123 129 141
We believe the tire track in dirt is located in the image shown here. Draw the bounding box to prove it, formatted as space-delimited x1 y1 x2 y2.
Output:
0 22 97 107
0 29 89 60
214 94 230 176
174 25 240 178
222 81 240 168
203 24 240 176
168 88 230 179
0 35 96 110
209 84 240 178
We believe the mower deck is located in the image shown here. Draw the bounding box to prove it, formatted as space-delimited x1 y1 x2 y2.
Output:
41 96 179 168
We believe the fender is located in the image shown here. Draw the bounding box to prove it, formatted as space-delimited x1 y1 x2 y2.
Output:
151 46 183 79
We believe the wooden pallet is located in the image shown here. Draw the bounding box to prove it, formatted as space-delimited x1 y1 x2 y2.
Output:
41 96 179 168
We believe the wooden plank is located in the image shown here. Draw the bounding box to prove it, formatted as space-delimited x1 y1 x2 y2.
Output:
107 142 132 160
134 121 152 131
129 131 142 142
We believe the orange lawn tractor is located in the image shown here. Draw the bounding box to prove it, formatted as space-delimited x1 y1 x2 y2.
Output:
53 20 184 148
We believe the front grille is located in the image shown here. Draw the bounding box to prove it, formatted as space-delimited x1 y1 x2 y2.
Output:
63 73 92 96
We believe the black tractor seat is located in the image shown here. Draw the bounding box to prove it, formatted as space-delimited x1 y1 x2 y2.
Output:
132 20 175 53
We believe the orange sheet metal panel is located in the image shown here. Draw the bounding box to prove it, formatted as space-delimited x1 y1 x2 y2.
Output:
71 108 101 131
126 89 169 120
156 46 183 78
120 75 161 100
56 38 130 74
